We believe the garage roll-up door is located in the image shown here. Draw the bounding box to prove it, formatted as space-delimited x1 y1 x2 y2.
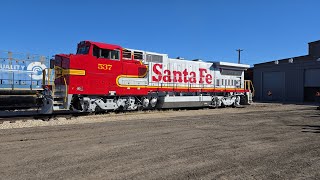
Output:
305 69 320 87
262 72 285 101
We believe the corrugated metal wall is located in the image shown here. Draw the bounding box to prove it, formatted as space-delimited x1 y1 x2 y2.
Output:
285 69 304 102
254 56 320 102
305 69 320 87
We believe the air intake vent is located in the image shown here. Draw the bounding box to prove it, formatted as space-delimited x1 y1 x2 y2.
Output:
146 54 163 63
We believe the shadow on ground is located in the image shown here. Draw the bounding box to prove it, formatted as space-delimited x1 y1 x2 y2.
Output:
254 100 320 106
288 125 320 133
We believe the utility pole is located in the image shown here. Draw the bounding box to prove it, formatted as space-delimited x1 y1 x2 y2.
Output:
236 49 243 64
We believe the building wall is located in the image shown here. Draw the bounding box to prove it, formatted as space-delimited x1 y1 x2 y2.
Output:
309 40 320 58
254 61 305 102
253 40 320 102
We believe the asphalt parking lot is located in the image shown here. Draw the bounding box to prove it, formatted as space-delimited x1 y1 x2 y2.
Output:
0 103 319 179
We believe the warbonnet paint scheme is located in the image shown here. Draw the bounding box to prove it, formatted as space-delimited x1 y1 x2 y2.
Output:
41 41 252 114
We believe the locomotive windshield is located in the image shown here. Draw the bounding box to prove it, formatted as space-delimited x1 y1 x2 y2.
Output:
76 46 90 55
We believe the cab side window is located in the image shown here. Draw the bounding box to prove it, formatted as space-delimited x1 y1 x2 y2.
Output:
93 45 100 58
123 49 132 60
134 51 143 60
93 45 119 60
101 49 111 58
110 50 119 60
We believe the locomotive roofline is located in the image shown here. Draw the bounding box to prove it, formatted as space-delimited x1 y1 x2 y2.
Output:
80 40 251 69
211 61 250 69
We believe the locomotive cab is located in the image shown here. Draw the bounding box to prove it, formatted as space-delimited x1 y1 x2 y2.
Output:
51 41 148 112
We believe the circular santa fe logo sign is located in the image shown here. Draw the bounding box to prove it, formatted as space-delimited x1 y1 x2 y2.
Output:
27 62 47 80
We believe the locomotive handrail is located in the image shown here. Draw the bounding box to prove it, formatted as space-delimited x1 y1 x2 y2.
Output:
42 68 53 86
53 65 68 104
244 80 255 97
63 77 68 103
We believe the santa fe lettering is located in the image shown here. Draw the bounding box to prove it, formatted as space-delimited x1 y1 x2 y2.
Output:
152 64 212 84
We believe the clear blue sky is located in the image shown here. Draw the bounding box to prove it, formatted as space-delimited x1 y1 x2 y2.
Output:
0 0 319 65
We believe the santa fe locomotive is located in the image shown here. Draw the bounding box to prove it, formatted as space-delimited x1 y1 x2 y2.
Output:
39 40 253 114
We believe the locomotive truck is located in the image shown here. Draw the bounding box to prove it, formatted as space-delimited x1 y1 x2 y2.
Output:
39 40 253 114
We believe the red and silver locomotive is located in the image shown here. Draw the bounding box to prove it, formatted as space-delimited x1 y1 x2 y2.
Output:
42 41 252 113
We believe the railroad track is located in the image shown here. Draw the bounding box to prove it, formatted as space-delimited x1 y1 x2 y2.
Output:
0 111 90 124
0 108 163 124
0 106 247 125
0 108 182 124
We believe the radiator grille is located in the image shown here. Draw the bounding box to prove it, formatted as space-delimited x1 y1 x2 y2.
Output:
146 54 163 63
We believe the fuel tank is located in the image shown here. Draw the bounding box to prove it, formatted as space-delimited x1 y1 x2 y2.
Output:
0 95 39 110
